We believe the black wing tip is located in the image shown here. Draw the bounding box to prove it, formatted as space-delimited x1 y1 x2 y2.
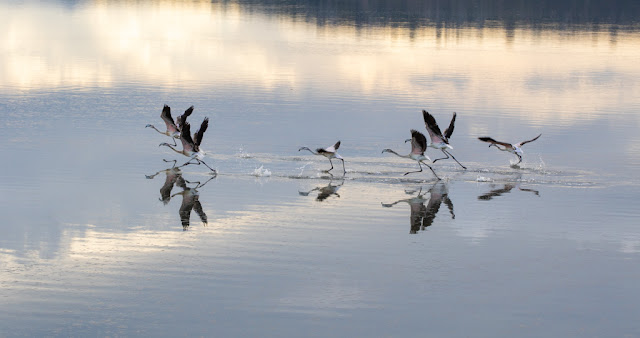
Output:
184 106 194 115
478 137 493 142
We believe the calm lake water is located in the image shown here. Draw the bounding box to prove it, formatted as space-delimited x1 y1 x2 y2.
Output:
1 0 640 336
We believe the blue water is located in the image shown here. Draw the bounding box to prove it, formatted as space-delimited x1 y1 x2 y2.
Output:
1 1 640 336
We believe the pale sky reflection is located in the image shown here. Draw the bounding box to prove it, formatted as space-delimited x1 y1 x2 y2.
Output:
1 1 639 125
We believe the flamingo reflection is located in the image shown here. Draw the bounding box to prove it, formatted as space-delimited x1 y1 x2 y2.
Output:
382 182 455 234
477 183 540 201
298 179 344 202
172 175 215 230
145 160 184 204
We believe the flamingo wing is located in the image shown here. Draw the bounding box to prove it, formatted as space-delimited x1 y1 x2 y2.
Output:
320 140 340 154
422 110 446 144
443 112 456 140
180 122 196 153
161 105 179 133
515 134 541 147
193 118 209 147
410 129 427 154
177 105 194 130
478 137 513 149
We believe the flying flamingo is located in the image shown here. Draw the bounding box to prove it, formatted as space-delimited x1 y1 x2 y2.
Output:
146 105 194 145
159 118 216 173
478 134 541 164
298 141 346 174
383 129 440 180
419 110 466 169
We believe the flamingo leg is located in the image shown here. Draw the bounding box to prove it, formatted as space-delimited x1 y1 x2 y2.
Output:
421 161 441 180
431 150 450 163
163 159 177 167
179 160 197 168
326 159 335 172
444 149 466 169
340 159 346 174
404 162 424 176
197 159 216 172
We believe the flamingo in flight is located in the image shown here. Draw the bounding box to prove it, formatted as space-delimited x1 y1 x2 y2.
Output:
298 141 346 174
159 118 216 172
383 129 440 180
146 105 194 145
419 110 466 169
478 134 541 164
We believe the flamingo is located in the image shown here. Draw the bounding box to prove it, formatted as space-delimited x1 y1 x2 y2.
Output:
146 105 194 145
382 129 440 180
298 141 346 174
419 110 466 169
159 118 216 173
478 134 541 164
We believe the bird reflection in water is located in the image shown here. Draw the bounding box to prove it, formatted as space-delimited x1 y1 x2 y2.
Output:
382 182 455 234
172 175 214 230
298 179 344 202
477 183 540 201
146 160 215 230
145 159 184 204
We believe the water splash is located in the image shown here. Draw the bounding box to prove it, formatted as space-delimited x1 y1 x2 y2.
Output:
296 162 312 177
251 165 272 177
476 175 493 182
236 146 253 159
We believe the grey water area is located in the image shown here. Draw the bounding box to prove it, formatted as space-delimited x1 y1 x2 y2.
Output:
1 0 640 336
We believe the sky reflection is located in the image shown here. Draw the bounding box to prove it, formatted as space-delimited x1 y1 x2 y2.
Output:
2 1 638 126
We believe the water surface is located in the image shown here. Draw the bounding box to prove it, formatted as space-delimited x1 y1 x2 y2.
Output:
1 1 640 336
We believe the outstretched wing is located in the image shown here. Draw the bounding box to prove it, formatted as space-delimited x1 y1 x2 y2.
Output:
180 122 195 152
161 105 179 133
410 129 427 154
177 105 194 130
321 140 341 154
443 112 456 140
478 137 513 148
193 118 209 147
422 110 445 144
516 134 541 147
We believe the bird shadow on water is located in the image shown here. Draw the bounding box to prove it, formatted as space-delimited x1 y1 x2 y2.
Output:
146 160 216 230
298 178 345 202
381 182 455 234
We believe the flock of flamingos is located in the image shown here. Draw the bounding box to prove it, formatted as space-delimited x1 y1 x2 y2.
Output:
146 105 542 180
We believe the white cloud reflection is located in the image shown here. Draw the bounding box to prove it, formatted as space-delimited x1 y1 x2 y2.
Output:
1 1 639 125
